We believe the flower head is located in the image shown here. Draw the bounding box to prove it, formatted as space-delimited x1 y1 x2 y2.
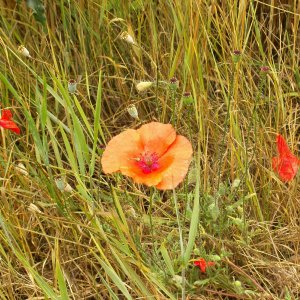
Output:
194 258 215 273
272 134 300 182
101 122 193 190
0 109 20 134
136 81 153 92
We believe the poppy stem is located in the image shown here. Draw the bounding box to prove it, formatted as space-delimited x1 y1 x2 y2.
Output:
170 89 177 127
173 188 186 300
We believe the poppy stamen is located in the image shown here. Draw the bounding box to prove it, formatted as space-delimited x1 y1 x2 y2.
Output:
136 152 159 174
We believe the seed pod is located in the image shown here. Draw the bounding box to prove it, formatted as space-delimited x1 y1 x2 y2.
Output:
18 45 31 58
120 32 135 44
169 77 179 90
232 50 242 63
68 79 77 94
127 104 139 119
182 92 194 105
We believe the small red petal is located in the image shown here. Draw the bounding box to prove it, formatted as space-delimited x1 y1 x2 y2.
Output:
277 134 292 157
273 134 299 182
0 120 20 134
194 258 207 273
0 109 13 120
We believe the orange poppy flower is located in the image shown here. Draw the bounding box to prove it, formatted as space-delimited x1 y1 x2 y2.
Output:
0 109 20 134
272 134 300 182
101 122 193 190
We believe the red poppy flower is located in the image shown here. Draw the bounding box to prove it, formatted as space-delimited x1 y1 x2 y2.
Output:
101 122 193 190
194 258 215 273
272 134 300 182
0 109 20 134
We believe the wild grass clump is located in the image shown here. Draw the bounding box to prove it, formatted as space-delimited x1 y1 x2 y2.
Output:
0 0 299 299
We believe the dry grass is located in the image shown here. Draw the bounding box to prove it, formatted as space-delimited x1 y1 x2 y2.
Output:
0 0 299 299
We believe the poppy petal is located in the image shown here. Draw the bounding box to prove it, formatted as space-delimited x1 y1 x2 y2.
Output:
194 259 207 273
120 163 163 186
137 122 176 157
1 109 13 120
277 134 292 156
272 135 299 182
155 135 193 190
101 129 143 174
0 119 20 134
275 156 299 181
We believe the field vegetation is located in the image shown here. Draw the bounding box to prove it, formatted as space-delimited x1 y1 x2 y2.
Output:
0 0 299 299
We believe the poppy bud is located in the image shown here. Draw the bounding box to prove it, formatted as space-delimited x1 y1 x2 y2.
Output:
182 91 194 105
232 50 241 63
64 182 73 192
260 66 270 73
16 163 29 176
234 280 242 287
136 81 153 92
55 177 73 192
124 205 137 218
28 203 42 214
234 280 244 293
120 32 135 45
232 178 241 188
127 104 139 119
18 45 31 58
169 77 179 90
68 79 77 94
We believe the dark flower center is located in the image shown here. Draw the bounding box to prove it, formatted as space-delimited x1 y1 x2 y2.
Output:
136 152 159 174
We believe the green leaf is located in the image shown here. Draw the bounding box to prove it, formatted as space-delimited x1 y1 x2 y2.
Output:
208 202 220 222
184 152 200 265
